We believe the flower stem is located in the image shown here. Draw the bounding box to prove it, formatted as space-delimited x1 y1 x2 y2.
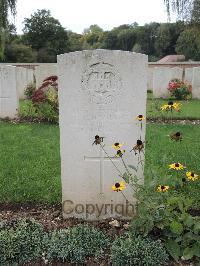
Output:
100 143 123 177
121 157 132 177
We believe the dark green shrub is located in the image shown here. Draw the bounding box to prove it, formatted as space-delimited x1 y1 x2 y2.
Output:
0 219 45 264
111 234 169 266
35 102 58 122
44 224 110 263
24 82 36 99
20 75 59 123
130 187 200 261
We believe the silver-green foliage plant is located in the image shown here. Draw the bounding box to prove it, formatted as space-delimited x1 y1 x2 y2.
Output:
43 224 110 263
0 219 45 264
111 234 169 266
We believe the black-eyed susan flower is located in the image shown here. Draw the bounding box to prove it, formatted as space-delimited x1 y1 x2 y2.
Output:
186 172 198 181
92 135 104 145
112 142 123 150
161 104 170 111
136 114 145 121
161 101 181 111
130 139 145 155
116 149 125 157
170 131 183 142
157 185 169 192
169 162 185 170
112 181 126 192
173 102 181 111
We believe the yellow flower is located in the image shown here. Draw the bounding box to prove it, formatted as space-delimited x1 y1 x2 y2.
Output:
173 102 181 111
186 172 198 181
169 162 185 170
136 114 145 121
157 185 169 192
161 101 181 111
112 181 126 192
112 142 123 150
161 104 169 111
116 149 125 157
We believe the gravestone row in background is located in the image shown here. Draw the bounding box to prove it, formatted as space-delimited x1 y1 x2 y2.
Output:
153 67 183 98
35 64 58 89
58 49 148 220
192 67 200 99
0 66 18 118
150 66 200 99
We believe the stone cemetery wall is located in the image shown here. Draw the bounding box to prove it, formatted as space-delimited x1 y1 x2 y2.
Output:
34 64 58 89
153 67 183 98
16 67 34 99
192 67 200 99
147 67 154 90
0 65 18 118
58 49 148 220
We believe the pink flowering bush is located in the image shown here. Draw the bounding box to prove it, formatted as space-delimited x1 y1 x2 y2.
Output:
167 79 192 100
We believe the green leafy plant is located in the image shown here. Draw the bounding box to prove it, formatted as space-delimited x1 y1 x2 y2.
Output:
35 102 58 123
0 219 45 264
24 82 36 99
20 75 59 123
43 224 110 263
130 190 200 261
111 233 169 266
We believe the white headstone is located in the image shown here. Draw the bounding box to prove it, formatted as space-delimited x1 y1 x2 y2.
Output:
192 67 200 99
0 66 18 118
16 67 34 99
58 50 148 220
147 67 154 90
35 64 58 89
184 68 193 84
153 67 183 98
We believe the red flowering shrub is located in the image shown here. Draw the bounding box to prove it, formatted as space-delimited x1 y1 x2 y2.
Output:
32 89 46 103
30 75 59 122
38 76 58 91
167 79 192 100
43 75 57 82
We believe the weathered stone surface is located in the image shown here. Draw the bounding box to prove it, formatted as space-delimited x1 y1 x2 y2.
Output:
16 67 34 99
0 66 18 118
147 67 154 90
35 64 57 89
153 67 183 98
58 50 147 220
184 68 193 84
192 67 200 99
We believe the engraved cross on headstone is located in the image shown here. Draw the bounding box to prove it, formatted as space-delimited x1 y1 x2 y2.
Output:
84 147 121 195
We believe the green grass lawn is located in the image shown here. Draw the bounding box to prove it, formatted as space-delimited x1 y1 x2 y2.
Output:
0 122 61 203
147 98 200 120
0 121 199 207
145 123 200 208
147 92 200 120
19 96 200 122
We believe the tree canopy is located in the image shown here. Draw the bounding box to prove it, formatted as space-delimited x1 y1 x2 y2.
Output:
1 3 200 62
0 0 17 59
22 9 69 62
